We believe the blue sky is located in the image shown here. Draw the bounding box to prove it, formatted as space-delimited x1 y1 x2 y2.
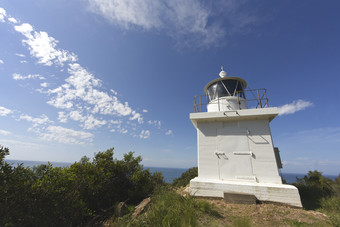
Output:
0 0 339 175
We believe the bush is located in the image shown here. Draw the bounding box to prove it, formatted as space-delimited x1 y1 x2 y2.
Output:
293 170 334 210
116 186 221 227
172 167 198 187
319 197 340 226
0 145 164 226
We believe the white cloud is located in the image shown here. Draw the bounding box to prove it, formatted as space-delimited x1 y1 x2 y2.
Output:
165 129 173 136
8 17 18 24
0 129 11 135
58 110 106 130
15 53 26 57
12 73 45 80
40 125 93 145
47 63 143 122
14 23 78 66
129 111 143 124
4 9 157 138
69 110 86 122
110 120 122 124
148 120 161 128
88 0 163 30
0 139 43 149
278 99 313 116
0 106 12 116
20 60 27 63
40 82 49 87
87 0 258 49
0 8 6 22
140 129 150 139
58 112 68 123
142 109 148 113
110 89 118 95
82 115 107 130
0 59 3 64
120 128 128 134
19 114 52 127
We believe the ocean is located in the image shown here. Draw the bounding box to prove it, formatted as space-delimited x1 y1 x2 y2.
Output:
5 159 338 184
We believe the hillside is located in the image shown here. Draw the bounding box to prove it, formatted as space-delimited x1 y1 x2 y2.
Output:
108 186 332 227
195 197 331 226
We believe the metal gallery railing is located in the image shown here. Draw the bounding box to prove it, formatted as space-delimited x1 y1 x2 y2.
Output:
193 88 269 113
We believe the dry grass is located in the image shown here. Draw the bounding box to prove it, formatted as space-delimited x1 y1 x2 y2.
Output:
196 197 332 227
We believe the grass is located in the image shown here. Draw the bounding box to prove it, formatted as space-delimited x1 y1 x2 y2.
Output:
108 186 333 227
113 186 221 227
318 196 340 226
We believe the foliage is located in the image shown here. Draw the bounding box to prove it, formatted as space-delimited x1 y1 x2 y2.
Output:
319 197 340 227
0 145 164 226
293 170 334 210
318 175 340 227
115 186 221 227
172 167 198 187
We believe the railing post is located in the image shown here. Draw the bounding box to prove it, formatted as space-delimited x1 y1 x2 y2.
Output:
257 89 262 108
200 95 202 112
264 90 269 107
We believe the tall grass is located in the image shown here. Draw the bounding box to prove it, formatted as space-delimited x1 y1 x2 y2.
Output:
319 197 340 227
115 186 221 227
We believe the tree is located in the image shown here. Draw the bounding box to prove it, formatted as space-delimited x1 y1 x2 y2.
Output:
293 170 334 210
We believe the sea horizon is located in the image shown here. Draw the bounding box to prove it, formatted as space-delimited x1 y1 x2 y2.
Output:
4 159 338 184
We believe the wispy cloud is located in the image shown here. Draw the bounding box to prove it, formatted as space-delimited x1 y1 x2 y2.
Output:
86 0 259 49
40 125 94 145
278 99 313 116
8 17 18 24
148 120 161 128
0 8 6 22
12 73 45 80
2 7 164 143
140 129 150 139
165 129 173 136
14 23 78 66
19 114 52 127
0 129 11 135
0 59 3 64
40 82 49 87
0 106 12 116
15 53 26 57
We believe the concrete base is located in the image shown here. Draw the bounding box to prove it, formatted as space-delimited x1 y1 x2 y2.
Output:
224 192 257 204
190 177 302 208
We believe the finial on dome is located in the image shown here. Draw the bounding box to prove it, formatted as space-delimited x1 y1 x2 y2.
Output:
219 66 227 78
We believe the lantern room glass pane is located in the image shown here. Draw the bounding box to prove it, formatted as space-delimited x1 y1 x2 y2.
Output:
206 79 246 101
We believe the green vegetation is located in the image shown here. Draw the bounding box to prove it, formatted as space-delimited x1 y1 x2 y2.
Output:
292 170 340 226
293 170 334 210
1 144 340 226
114 186 221 227
0 145 164 226
172 167 198 187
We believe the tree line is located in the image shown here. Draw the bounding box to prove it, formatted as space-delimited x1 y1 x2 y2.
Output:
0 145 163 226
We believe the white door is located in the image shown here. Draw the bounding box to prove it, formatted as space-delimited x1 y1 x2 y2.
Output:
216 128 254 181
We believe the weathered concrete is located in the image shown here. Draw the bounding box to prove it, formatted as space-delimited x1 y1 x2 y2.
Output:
224 192 257 204
190 177 302 208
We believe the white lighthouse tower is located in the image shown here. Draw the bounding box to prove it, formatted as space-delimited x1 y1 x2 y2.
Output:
189 68 302 207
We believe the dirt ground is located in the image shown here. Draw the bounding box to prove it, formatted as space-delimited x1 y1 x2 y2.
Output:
197 197 332 227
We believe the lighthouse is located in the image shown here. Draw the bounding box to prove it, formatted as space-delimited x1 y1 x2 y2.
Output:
189 68 302 207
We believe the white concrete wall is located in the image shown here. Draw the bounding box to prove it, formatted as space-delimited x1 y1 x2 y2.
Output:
193 109 282 184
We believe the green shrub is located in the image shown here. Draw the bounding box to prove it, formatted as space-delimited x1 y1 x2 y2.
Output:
172 167 198 187
0 145 164 226
117 186 221 227
293 170 334 210
319 197 340 226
